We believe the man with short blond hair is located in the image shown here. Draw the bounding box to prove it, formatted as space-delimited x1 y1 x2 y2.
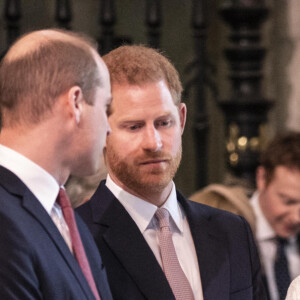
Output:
0 29 113 300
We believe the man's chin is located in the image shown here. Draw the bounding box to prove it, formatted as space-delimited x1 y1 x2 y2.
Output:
126 176 169 192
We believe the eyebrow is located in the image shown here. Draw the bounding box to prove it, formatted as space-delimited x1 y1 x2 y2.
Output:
118 112 174 123
278 192 300 202
118 120 145 126
156 112 174 119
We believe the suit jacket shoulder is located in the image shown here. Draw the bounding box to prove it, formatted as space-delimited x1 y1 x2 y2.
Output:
77 181 267 300
77 181 175 300
0 166 112 300
177 191 267 299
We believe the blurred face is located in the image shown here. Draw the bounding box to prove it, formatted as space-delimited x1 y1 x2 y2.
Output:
257 166 300 238
74 57 111 176
105 80 186 201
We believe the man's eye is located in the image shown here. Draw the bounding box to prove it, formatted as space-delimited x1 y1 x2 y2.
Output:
157 120 172 127
129 124 141 130
285 199 298 205
280 194 299 205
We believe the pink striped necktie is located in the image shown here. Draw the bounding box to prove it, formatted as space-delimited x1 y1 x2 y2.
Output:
57 188 101 300
155 208 194 300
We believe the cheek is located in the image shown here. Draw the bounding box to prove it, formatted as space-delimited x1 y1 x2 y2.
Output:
271 206 286 219
261 191 282 220
269 200 289 220
166 132 182 152
107 134 132 155
99 110 109 128
95 120 106 143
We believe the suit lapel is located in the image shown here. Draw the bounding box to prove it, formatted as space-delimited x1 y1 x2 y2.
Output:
178 192 230 300
90 183 231 299
91 182 175 300
0 166 95 300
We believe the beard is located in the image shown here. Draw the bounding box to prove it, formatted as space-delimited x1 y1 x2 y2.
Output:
105 143 182 196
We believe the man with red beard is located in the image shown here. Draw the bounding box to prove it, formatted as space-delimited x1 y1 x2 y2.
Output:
250 132 300 300
77 45 266 300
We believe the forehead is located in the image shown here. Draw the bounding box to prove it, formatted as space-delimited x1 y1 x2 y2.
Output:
91 57 111 106
110 80 177 115
94 53 111 89
268 166 300 199
272 166 300 183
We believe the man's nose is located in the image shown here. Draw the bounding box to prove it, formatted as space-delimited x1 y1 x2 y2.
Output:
142 126 162 152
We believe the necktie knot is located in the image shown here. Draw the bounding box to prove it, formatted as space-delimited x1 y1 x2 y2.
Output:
57 188 72 209
155 208 170 229
276 237 288 247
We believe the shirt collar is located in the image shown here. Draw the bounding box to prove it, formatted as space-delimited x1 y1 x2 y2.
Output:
0 144 59 214
251 190 275 241
106 174 184 234
160 185 184 233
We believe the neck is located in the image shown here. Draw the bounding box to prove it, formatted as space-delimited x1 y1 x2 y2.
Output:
0 126 70 186
109 173 173 206
126 186 173 207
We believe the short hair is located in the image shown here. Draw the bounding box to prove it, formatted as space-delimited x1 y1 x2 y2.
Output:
260 132 300 184
0 29 101 127
103 45 182 106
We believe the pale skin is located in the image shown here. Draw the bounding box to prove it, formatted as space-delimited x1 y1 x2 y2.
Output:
106 80 186 207
0 87 84 185
257 165 300 238
0 30 112 186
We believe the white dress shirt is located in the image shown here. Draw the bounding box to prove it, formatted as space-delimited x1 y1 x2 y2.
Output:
286 275 300 300
0 144 72 251
251 191 300 300
106 174 203 300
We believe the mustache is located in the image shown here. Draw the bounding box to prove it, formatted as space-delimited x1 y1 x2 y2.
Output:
135 152 172 163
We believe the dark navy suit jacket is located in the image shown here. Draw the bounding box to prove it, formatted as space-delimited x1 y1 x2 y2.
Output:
77 180 267 300
0 166 113 300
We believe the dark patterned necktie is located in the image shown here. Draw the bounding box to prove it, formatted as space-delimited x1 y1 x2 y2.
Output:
274 237 291 300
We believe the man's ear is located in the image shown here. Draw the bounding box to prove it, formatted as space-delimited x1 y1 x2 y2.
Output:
256 166 266 192
68 86 83 124
178 103 187 134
